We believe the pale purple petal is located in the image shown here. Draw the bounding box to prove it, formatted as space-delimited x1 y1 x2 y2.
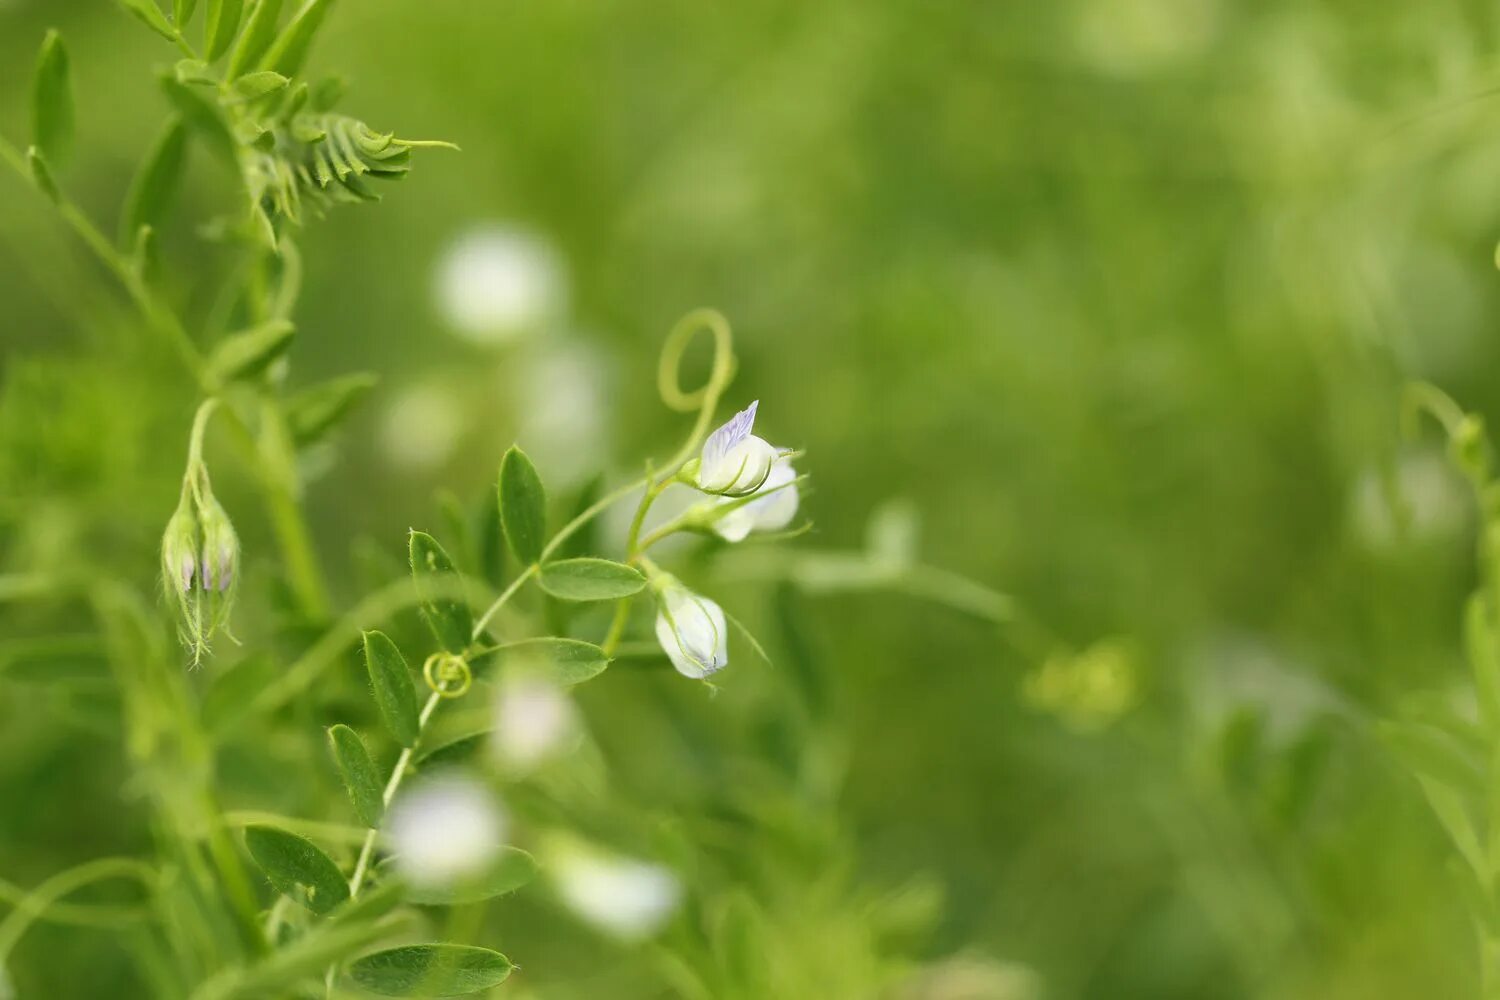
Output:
699 401 758 482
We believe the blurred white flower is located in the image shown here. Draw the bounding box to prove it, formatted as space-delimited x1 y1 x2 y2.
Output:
712 459 799 542
380 381 463 471
551 845 681 941
386 774 505 888
491 674 579 772
1349 450 1466 550
515 339 610 485
435 226 567 344
653 578 728 679
1073 0 1219 76
696 400 780 496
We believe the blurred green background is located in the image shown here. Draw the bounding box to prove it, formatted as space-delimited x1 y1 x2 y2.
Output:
6 0 1500 997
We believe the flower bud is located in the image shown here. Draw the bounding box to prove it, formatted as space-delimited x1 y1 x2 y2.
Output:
695 400 780 497
197 493 239 594
158 467 240 666
652 576 728 679
160 496 200 595
711 459 800 542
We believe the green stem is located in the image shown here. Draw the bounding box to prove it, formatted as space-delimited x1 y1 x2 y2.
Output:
346 691 444 897
0 858 157 964
470 564 537 642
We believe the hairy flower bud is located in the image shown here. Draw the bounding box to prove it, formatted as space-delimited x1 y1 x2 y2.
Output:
652 575 728 679
159 465 240 666
198 493 239 594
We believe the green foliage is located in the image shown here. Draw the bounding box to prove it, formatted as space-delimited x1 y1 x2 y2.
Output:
362 629 420 747
284 372 376 446
115 0 180 43
494 637 609 685
347 944 513 997
119 116 188 245
408 530 473 651
538 557 647 602
402 848 538 905
204 0 246 62
327 724 384 827
208 319 294 382
498 445 546 565
243 825 349 914
30 32 72 169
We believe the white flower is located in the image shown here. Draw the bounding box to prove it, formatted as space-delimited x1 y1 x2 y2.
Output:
381 381 463 471
654 580 728 679
696 401 780 496
552 846 681 941
435 226 566 344
712 459 800 542
386 774 505 888
491 675 578 772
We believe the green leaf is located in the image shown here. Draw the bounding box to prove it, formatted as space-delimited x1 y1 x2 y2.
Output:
203 0 245 61
26 146 59 202
173 58 215 84
347 944 513 997
362 630 420 748
498 446 546 566
31 31 73 169
174 0 199 29
243 825 350 915
160 74 237 167
115 0 180 42
208 319 294 382
261 0 335 77
119 117 188 246
415 731 485 770
538 558 646 602
327 724 384 827
285 372 377 446
496 637 609 686
226 0 284 78
403 848 537 906
231 69 289 99
409 531 474 652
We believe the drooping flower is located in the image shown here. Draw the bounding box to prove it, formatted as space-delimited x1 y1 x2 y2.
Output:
490 674 579 772
695 400 780 496
549 840 682 941
159 470 240 667
712 458 800 542
386 774 505 888
653 577 728 679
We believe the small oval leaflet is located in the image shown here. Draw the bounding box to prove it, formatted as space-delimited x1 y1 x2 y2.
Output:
363 629 420 748
348 944 513 997
209 320 295 382
244 825 350 915
120 117 188 246
496 637 609 686
286 371 376 446
538 558 646 602
261 0 336 77
204 0 246 62
498 446 546 566
115 0 180 43
31 31 73 169
409 531 473 651
327 724 384 827
401 847 538 906
232 70 290 100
